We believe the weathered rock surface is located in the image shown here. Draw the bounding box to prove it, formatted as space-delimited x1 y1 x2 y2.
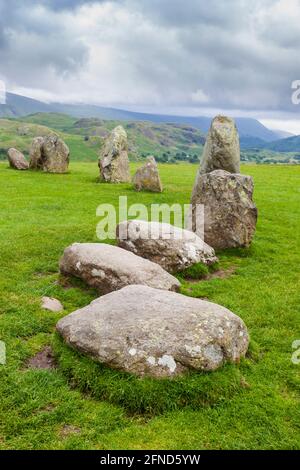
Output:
98 126 130 183
56 285 249 378
42 296 63 313
29 137 44 169
7 148 29 170
190 170 257 249
59 243 180 294
133 156 163 192
200 116 240 175
29 135 69 173
117 220 217 273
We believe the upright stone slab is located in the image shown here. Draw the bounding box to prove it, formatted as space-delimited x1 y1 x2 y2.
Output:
7 148 29 170
200 115 240 175
29 137 44 170
133 156 163 192
56 285 249 378
190 170 257 249
29 135 69 173
41 135 70 173
98 126 130 183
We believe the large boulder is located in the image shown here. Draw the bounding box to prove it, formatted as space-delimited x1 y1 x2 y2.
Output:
29 135 69 173
117 220 217 273
7 148 29 170
133 156 163 192
98 126 130 183
200 116 240 175
59 243 180 294
190 170 257 249
56 285 249 378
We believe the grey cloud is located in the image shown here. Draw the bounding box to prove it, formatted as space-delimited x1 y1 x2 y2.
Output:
0 0 299 115
0 0 89 87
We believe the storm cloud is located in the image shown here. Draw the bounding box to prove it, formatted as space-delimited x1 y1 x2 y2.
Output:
0 0 299 121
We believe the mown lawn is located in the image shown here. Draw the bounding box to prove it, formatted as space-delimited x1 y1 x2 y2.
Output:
0 161 299 450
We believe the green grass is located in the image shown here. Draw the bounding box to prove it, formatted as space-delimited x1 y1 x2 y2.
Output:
0 162 299 449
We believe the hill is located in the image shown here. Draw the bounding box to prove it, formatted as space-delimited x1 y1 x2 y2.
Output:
1 112 299 165
260 134 300 152
0 114 206 163
0 92 285 144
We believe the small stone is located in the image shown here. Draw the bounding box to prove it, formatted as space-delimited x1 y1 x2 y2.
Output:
42 296 63 313
133 156 163 192
7 148 29 170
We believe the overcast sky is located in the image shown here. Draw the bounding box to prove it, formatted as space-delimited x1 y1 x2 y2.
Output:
1 0 300 132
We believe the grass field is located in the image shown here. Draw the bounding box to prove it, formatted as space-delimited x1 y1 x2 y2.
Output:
0 162 299 450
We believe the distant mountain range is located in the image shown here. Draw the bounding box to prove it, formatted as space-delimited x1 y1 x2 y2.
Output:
1 92 299 151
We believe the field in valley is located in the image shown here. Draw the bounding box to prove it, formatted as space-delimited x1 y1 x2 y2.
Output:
0 161 299 450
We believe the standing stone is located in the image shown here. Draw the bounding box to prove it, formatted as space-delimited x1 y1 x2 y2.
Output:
59 243 180 294
190 170 257 249
200 115 240 175
56 285 249 378
41 135 70 173
29 137 44 170
7 148 29 170
133 156 163 192
29 135 69 173
98 126 130 183
117 220 217 273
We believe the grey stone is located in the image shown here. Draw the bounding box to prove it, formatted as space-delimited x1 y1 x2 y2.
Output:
133 156 163 192
56 285 249 378
29 137 44 170
117 220 217 273
190 170 257 249
29 135 69 173
200 115 240 175
59 243 180 294
42 296 63 313
98 126 130 183
7 148 29 170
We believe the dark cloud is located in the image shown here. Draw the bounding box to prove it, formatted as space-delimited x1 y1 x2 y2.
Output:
0 0 299 117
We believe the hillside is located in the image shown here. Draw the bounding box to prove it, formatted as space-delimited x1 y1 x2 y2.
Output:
1 112 300 165
261 134 300 152
0 114 205 163
0 92 285 144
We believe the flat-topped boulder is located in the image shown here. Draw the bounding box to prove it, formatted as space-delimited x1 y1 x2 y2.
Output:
117 220 217 273
56 285 249 378
190 170 257 249
7 148 29 170
29 135 69 173
200 115 240 175
59 243 180 294
133 156 163 192
98 126 130 183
